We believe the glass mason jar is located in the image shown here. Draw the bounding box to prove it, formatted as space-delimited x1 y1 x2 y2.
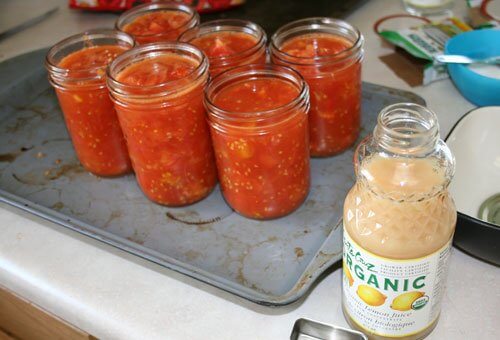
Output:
45 29 134 177
107 42 217 206
402 0 456 16
179 19 267 76
116 2 199 44
270 18 364 157
205 64 310 219
342 103 456 339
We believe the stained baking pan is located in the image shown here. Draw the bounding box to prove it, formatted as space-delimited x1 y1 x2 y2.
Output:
0 49 425 305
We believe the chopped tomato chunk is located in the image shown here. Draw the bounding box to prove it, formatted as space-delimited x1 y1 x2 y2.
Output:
117 53 196 86
123 11 192 43
189 31 265 75
191 32 256 58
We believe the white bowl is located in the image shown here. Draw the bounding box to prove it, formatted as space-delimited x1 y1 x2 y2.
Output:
448 106 500 216
446 106 500 265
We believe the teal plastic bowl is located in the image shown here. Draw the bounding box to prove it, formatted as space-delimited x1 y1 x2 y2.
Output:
445 29 500 106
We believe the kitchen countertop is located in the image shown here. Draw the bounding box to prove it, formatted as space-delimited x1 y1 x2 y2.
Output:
0 1 498 339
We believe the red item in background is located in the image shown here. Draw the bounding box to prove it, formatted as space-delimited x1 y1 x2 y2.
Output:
69 0 245 13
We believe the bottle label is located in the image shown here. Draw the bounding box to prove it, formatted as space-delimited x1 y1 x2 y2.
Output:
342 228 452 337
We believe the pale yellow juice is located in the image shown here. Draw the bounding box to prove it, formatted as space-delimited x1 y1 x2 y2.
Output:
344 156 456 260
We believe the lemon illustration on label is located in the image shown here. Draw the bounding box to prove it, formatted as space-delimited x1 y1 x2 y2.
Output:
343 262 354 287
391 291 425 311
356 284 387 306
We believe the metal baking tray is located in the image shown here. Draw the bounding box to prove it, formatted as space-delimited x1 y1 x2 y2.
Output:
291 318 368 340
0 49 425 305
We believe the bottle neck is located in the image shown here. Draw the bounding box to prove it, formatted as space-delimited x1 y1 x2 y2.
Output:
373 103 440 157
355 103 454 202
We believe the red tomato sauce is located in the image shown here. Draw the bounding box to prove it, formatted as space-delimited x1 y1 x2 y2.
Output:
214 78 298 112
59 45 124 70
210 78 310 219
281 33 361 157
115 54 217 206
117 54 196 85
55 45 132 176
281 34 352 58
189 31 265 75
191 32 257 58
123 11 191 43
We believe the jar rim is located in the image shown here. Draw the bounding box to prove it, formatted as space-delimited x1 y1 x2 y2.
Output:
205 64 309 123
115 2 199 39
107 41 208 99
45 29 135 82
178 19 267 65
270 17 364 66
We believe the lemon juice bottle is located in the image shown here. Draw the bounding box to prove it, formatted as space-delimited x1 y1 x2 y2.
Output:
342 103 456 339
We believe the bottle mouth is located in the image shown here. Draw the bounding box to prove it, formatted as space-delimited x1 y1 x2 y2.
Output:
205 64 309 135
115 2 199 39
374 103 440 156
45 29 135 85
270 17 364 66
178 19 267 67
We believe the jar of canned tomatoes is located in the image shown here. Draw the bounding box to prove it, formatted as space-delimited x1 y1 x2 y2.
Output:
179 19 267 76
270 18 364 157
116 2 199 44
45 29 134 177
107 42 217 206
205 64 310 219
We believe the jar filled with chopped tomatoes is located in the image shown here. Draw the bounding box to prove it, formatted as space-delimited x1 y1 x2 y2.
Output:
179 19 267 76
107 42 217 206
45 29 134 177
270 18 364 157
205 64 310 219
116 2 199 44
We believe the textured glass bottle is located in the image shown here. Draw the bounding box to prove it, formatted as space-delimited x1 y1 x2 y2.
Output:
342 103 456 339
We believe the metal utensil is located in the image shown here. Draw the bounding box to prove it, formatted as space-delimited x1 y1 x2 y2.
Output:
435 54 500 65
290 318 368 340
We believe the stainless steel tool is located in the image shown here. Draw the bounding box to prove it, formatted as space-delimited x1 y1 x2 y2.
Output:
291 318 368 340
434 54 500 65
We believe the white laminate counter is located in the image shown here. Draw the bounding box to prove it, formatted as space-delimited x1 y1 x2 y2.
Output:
0 1 498 339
